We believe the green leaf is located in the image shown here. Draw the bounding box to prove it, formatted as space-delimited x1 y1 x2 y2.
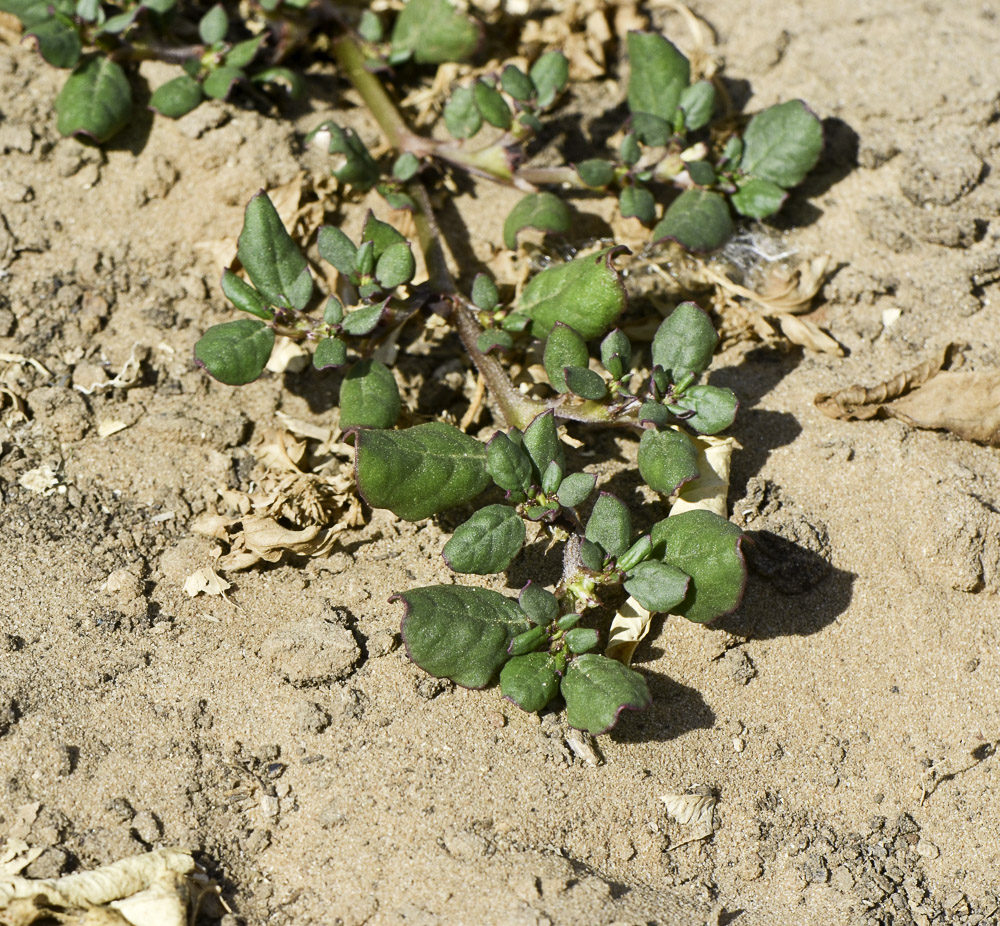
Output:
339 359 400 429
678 80 715 131
221 269 272 320
651 510 746 623
355 422 490 520
522 410 564 484
501 64 534 102
397 586 528 688
149 74 204 118
238 192 312 311
575 158 616 189
474 79 512 129
392 151 420 181
501 313 531 334
505 651 566 711
355 240 375 276
55 56 131 143
624 560 690 613
651 302 718 380
486 431 533 495
617 534 652 572
507 625 549 657
515 246 628 340
477 330 513 354
98 8 136 32
323 296 344 325
503 192 570 251
585 492 631 558
471 273 499 311
564 366 607 400
638 428 700 496
564 627 598 654
529 51 568 108
562 654 651 734
341 303 384 336
676 384 738 434
618 185 656 225
1 0 52 28
638 401 670 427
317 226 357 276
731 178 788 219
686 160 717 187
543 322 588 394
540 460 563 496
627 31 689 126
600 329 631 379
251 67 305 99
225 35 264 68
390 0 480 64
518 583 558 625
202 65 243 100
443 504 525 574
620 132 641 166
362 213 409 257
630 111 671 146
375 241 415 289
27 14 81 68
740 99 823 188
198 3 227 44
308 121 379 190
358 8 382 40
501 652 561 712
75 0 99 21
653 189 733 252
556 472 595 508
195 319 275 386
313 336 347 370
579 538 605 571
443 85 482 139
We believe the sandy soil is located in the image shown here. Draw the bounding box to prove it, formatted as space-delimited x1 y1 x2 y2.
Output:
2 1 1000 923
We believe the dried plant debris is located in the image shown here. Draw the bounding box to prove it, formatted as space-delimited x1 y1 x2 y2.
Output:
191 427 363 571
704 255 839 354
816 344 1000 445
0 845 221 926
661 787 717 849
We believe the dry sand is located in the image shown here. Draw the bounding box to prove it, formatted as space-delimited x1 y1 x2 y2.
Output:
1 1 1000 923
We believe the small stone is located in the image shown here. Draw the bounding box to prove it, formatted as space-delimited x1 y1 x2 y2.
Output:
105 797 135 823
24 847 69 879
131 810 162 845
916 839 939 859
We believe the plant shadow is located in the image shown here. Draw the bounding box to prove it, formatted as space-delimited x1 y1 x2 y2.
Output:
609 668 715 744
716 540 855 639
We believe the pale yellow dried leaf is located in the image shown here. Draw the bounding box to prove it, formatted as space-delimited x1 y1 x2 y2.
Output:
97 419 129 438
0 847 195 909
182 567 231 598
18 466 59 495
606 595 652 666
775 313 844 356
255 429 306 472
661 790 717 846
670 433 736 518
265 337 310 374
189 513 231 541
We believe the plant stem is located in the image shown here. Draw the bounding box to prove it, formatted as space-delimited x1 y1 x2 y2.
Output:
333 34 645 433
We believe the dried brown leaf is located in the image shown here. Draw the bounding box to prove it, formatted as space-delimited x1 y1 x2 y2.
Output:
775 313 844 356
814 345 952 420
887 371 1000 446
